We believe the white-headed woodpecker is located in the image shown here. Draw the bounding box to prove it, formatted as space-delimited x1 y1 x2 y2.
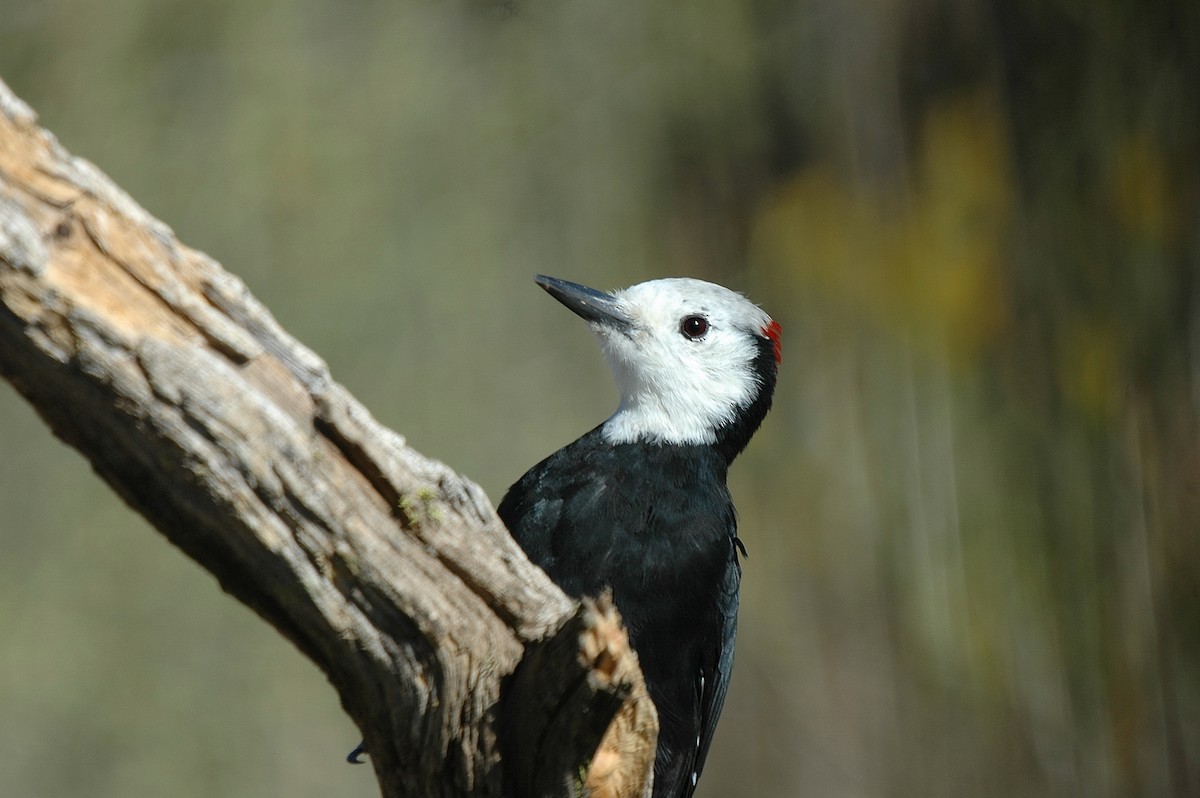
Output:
498 275 781 798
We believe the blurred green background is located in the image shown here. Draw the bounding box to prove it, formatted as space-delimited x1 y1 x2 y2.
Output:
2 1 1198 795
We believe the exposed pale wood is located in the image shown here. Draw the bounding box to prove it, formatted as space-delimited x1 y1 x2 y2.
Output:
504 593 657 798
0 77 657 798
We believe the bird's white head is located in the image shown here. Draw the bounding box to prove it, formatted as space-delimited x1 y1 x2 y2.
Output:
535 275 781 458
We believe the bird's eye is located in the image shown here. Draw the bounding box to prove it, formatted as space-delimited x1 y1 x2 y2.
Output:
680 315 709 340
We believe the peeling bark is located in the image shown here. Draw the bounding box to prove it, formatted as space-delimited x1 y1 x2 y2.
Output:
0 77 656 798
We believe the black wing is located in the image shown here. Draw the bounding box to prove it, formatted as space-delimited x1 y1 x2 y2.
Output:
498 432 741 798
496 429 626 599
687 532 741 796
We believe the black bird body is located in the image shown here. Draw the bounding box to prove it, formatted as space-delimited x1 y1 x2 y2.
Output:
498 431 739 793
498 275 780 798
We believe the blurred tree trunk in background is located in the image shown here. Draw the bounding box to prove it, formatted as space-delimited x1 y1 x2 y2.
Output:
732 2 1200 795
0 79 656 798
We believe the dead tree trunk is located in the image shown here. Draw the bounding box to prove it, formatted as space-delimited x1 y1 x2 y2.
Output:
0 78 656 798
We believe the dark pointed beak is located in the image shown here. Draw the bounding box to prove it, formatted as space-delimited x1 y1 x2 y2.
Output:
534 275 634 332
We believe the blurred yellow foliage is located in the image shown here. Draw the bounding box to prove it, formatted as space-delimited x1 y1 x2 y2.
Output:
1110 133 1176 241
1060 316 1121 422
753 92 1013 363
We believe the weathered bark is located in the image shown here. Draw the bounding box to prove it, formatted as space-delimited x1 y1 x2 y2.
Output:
0 77 656 798
505 593 658 798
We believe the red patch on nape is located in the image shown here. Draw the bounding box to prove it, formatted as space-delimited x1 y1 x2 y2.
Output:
763 320 783 364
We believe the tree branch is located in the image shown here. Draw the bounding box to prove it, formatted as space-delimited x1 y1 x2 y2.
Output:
0 77 655 798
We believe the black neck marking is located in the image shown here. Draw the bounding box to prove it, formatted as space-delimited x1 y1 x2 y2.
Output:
713 333 777 463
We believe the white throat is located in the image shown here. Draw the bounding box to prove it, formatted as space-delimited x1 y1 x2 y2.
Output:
601 402 720 446
596 329 760 446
